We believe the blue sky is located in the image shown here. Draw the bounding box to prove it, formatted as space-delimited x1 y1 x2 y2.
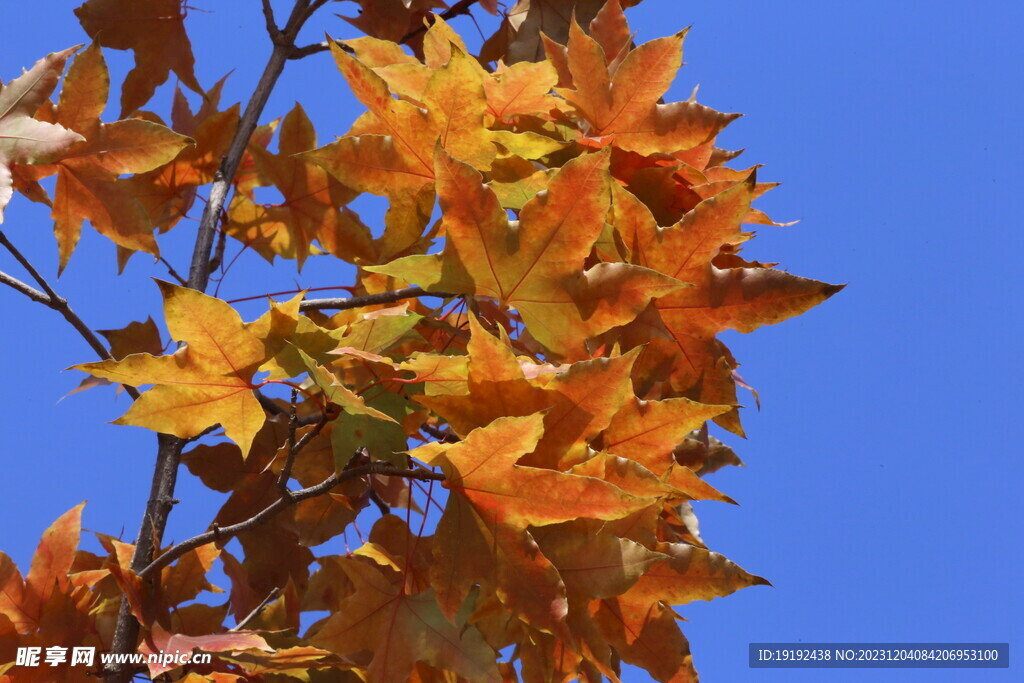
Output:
0 1 1020 681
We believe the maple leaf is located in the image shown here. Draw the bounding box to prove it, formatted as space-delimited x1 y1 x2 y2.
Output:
139 624 272 677
558 18 740 155
226 103 372 268
407 414 654 631
310 558 501 683
339 0 448 44
129 79 240 234
0 503 85 632
413 413 648 530
73 282 287 456
369 148 684 356
611 178 842 433
413 314 646 469
74 0 203 116
0 47 85 223
31 43 193 269
303 40 511 201
502 0 607 63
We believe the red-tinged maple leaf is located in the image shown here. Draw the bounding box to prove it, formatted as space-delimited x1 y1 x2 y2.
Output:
29 44 194 270
310 558 501 683
558 19 739 155
74 0 203 116
73 282 293 456
369 148 683 357
589 0 632 63
0 47 85 223
226 103 372 268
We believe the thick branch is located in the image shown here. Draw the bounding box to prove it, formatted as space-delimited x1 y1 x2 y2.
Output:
301 286 451 311
139 462 445 579
107 2 329 678
185 0 319 292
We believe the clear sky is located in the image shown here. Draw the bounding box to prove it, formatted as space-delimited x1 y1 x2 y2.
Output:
0 1 1020 681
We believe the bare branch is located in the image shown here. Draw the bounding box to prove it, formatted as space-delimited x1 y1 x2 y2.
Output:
301 286 452 311
0 270 49 305
108 2 334 677
260 0 279 40
139 462 445 579
0 229 140 400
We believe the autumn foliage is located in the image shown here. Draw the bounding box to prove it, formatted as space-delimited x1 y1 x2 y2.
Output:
0 1 840 681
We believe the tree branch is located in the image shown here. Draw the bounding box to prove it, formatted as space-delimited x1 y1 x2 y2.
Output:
107 2 331 678
185 0 321 292
400 0 482 44
231 586 281 631
0 270 48 305
289 0 483 59
138 462 445 579
300 286 451 311
157 256 187 285
0 229 140 401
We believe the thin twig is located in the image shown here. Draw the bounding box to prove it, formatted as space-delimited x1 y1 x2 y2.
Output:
158 256 187 285
0 230 140 401
400 0 482 44
301 286 452 311
0 270 48 304
208 227 227 274
289 0 482 59
231 586 281 631
139 462 445 579
421 422 459 442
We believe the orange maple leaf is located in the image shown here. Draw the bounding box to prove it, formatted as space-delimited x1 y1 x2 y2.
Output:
369 148 684 356
32 44 193 270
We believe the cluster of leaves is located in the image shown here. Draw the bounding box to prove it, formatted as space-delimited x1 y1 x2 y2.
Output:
0 0 840 681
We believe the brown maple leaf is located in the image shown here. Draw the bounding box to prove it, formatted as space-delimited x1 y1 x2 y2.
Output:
75 0 204 116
